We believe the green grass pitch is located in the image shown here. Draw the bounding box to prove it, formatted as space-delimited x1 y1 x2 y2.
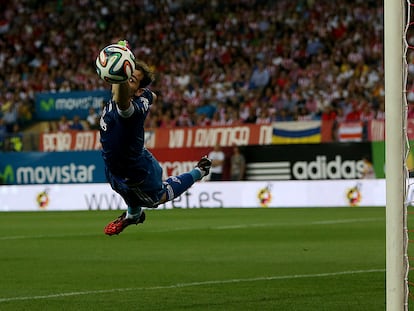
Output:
0 207 385 310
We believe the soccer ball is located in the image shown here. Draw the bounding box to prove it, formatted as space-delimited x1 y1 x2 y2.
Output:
95 44 136 84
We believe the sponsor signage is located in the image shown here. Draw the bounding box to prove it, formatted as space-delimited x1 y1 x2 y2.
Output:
244 142 373 180
0 151 106 185
40 131 102 151
0 150 215 185
0 149 213 185
35 90 110 120
146 124 273 148
38 121 394 152
0 179 391 212
0 142 376 184
39 131 155 151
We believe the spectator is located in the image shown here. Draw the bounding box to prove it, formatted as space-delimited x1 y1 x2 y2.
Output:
0 1 385 136
335 107 346 123
321 105 337 121
196 98 216 120
296 107 314 121
345 103 362 122
230 146 246 181
210 111 226 126
249 61 270 91
158 111 177 128
256 109 272 124
43 121 58 133
375 102 385 120
208 144 225 181
69 115 84 131
0 118 7 150
275 108 294 122
195 114 211 127
6 123 23 152
360 103 375 122
2 103 18 133
86 107 100 130
58 115 70 132
244 107 258 124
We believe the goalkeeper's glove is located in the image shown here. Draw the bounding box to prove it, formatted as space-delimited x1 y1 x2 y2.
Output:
117 40 131 50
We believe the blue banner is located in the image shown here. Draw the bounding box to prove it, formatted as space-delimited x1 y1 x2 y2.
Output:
35 90 111 120
0 151 107 185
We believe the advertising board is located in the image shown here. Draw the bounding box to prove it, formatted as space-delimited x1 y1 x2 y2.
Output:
0 179 390 211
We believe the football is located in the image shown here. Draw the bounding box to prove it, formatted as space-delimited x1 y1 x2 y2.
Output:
95 44 136 84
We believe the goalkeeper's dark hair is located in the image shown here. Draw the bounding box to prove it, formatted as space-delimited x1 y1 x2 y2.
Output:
135 60 155 88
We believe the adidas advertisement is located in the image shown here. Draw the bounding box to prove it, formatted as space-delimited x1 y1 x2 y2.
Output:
244 142 374 180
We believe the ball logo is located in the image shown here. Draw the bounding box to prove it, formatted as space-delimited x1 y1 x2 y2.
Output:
346 183 362 206
257 184 272 207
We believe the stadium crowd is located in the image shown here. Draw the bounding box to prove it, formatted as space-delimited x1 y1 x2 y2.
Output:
0 0 392 149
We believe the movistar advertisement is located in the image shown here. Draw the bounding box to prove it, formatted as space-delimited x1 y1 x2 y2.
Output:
0 151 106 185
35 90 111 120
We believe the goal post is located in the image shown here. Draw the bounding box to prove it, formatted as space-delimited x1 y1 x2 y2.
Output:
385 0 407 310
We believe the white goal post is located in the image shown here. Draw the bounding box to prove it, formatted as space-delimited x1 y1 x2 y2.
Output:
385 0 408 310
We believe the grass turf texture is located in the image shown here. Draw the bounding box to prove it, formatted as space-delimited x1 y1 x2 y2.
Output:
0 208 385 310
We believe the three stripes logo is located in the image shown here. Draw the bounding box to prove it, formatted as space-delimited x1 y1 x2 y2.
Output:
247 162 291 181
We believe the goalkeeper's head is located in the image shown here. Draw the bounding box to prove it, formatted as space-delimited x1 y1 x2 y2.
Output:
118 40 155 88
134 59 155 88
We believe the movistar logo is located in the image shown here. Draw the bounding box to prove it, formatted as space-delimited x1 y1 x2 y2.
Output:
0 165 15 184
0 163 96 184
40 98 55 111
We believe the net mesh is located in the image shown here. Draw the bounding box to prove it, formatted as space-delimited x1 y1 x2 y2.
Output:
405 1 413 308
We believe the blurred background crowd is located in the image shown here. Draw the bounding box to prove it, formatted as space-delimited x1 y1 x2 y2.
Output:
0 0 391 149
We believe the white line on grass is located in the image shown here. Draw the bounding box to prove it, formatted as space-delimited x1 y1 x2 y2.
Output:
0 217 382 240
311 218 383 225
0 269 384 303
214 218 382 229
0 233 98 240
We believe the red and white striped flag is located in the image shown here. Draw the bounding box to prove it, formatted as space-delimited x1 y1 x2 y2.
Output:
368 120 385 141
338 122 363 142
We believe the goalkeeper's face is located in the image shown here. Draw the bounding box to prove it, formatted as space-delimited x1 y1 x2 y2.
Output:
128 69 144 94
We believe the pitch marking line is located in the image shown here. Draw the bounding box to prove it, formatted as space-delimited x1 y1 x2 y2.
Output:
0 233 98 240
0 217 382 240
311 217 383 225
0 269 384 303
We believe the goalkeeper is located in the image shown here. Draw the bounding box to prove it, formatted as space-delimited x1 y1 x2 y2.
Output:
99 40 211 235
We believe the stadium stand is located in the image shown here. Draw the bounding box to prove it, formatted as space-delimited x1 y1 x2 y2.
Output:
0 0 385 151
